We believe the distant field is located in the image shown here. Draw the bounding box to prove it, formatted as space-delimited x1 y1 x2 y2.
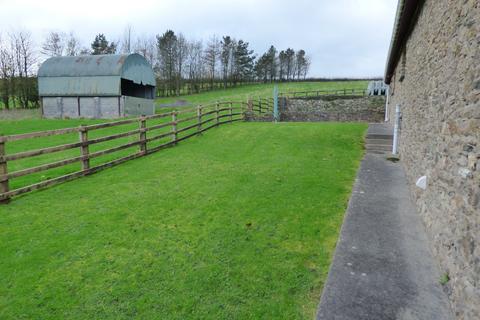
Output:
156 80 368 107
0 81 368 118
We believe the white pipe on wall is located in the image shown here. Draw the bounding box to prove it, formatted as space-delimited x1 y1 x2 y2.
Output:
384 85 390 122
392 104 401 155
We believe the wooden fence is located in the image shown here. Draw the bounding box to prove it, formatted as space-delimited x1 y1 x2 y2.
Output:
0 100 262 203
0 90 360 202
250 97 274 114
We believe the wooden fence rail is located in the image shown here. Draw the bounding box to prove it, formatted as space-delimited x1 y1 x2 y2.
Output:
0 100 255 203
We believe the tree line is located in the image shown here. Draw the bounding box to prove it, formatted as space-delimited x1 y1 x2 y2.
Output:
0 26 311 108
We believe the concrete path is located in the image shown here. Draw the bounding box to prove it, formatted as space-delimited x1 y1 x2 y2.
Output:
316 124 453 320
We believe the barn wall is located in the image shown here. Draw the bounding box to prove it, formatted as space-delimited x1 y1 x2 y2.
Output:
62 98 78 118
386 0 479 318
42 96 123 119
42 97 60 118
123 96 155 116
79 97 120 119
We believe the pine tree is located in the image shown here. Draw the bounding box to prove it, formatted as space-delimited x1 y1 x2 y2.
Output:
266 45 277 82
232 40 255 85
156 30 178 95
91 34 116 55
220 36 233 88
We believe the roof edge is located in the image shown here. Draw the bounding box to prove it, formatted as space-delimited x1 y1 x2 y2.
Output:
384 0 424 84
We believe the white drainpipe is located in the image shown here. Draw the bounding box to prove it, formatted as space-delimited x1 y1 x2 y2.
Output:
384 85 390 122
392 104 401 155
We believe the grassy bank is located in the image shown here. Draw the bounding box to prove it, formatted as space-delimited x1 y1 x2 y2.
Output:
156 80 368 106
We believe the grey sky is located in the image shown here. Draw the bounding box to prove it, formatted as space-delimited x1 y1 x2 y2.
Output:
0 0 398 78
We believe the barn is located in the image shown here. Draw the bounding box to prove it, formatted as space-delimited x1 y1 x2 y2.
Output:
38 53 156 119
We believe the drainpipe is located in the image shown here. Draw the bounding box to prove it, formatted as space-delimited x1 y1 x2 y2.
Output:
384 86 390 122
392 104 401 155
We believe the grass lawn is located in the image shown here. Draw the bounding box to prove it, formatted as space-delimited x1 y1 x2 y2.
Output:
156 80 368 106
0 121 366 319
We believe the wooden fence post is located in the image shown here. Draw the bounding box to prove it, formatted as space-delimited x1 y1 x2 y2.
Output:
229 102 233 122
172 111 177 144
215 102 219 126
139 115 147 155
197 105 202 134
0 138 10 203
79 125 90 173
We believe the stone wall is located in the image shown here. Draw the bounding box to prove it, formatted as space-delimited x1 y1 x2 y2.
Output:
281 96 385 122
386 0 479 318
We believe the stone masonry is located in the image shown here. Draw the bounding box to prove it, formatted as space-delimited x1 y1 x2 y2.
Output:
386 0 479 318
281 96 385 122
247 96 385 122
245 95 385 123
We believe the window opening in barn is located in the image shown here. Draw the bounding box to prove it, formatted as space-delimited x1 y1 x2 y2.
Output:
121 78 155 99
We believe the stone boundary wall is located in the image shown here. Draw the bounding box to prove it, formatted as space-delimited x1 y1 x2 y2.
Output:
386 0 479 318
280 95 385 122
245 95 386 122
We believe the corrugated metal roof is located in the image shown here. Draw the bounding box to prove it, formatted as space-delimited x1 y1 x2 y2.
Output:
38 53 155 96
39 76 121 96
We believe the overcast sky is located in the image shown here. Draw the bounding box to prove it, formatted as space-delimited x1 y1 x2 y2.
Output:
0 0 398 78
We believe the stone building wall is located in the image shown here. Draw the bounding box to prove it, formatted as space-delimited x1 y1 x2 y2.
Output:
386 0 479 318
281 96 385 122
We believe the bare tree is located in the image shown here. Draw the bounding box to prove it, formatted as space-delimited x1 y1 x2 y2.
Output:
133 35 157 66
186 40 203 93
204 35 220 89
303 56 311 79
11 30 36 108
65 32 81 56
0 33 15 109
175 33 188 95
285 48 295 81
41 31 65 57
120 24 133 54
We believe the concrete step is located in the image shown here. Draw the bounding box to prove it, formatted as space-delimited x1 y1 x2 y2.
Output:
365 145 392 154
367 150 389 155
365 138 393 146
366 144 392 150
366 134 393 140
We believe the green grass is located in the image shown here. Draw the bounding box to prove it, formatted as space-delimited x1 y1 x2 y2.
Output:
0 121 366 319
156 80 368 107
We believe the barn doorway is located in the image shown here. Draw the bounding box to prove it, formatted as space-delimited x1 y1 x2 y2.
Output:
121 78 155 99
